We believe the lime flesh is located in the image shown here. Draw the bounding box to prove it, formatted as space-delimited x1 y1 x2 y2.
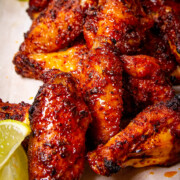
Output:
0 120 31 169
0 145 29 180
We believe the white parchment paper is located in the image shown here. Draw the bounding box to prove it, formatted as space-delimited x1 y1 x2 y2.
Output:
0 0 179 179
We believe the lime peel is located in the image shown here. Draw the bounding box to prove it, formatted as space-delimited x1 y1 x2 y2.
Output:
0 119 31 169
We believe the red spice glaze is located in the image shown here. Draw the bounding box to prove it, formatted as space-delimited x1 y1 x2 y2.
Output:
87 95 180 176
28 73 92 179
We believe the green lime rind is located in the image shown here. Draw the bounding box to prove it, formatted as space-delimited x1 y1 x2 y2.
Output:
0 145 29 180
0 119 31 169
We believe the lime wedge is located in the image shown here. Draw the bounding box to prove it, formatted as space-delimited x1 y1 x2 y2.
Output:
0 145 29 180
0 120 31 169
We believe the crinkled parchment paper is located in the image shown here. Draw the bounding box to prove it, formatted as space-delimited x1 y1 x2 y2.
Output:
0 0 179 179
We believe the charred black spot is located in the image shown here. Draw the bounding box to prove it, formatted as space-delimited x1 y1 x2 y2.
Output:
166 94 180 111
170 76 177 84
68 25 72 31
5 113 10 119
1 106 9 110
60 153 66 158
104 158 120 174
29 105 35 118
153 125 159 133
51 168 56 176
79 110 88 118
111 38 116 44
50 9 57 19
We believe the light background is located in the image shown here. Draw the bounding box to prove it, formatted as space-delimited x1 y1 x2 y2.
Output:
0 0 179 179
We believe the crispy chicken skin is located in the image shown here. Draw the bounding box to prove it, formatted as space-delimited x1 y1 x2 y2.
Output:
87 95 180 176
27 0 51 19
13 44 88 80
20 0 84 54
140 31 177 75
28 73 92 180
121 55 175 110
140 0 180 63
0 99 30 123
81 47 123 146
14 44 123 146
84 0 149 54
156 6 180 64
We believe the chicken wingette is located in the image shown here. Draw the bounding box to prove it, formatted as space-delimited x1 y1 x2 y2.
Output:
14 44 123 146
87 94 180 176
19 0 97 54
140 31 177 75
140 0 180 63
121 55 175 111
28 72 92 179
84 0 150 54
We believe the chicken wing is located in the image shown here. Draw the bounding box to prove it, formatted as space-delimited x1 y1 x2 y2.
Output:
28 72 92 179
14 44 123 146
20 0 96 54
140 0 180 63
140 31 177 75
84 0 151 54
87 94 180 176
121 55 175 111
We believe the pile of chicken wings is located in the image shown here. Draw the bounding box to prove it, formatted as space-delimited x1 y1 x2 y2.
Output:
1 0 180 179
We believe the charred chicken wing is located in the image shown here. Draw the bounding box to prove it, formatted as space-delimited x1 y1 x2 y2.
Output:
121 55 175 111
84 0 149 54
88 94 180 176
14 44 123 146
20 0 85 54
28 73 92 179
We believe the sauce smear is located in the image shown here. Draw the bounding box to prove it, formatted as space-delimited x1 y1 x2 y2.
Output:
164 171 177 178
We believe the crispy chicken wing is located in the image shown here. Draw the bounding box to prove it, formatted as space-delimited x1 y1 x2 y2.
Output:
84 0 150 54
140 0 180 63
140 31 177 75
28 73 92 179
13 44 88 80
14 44 123 146
20 0 88 54
121 55 175 111
87 94 180 176
156 6 180 64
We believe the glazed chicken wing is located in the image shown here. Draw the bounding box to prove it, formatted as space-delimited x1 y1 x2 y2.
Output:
84 0 150 54
87 94 180 176
14 44 123 146
28 73 92 179
140 0 180 63
121 55 175 111
20 0 94 54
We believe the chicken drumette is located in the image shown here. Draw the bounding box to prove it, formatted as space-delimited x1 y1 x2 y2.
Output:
88 94 180 176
